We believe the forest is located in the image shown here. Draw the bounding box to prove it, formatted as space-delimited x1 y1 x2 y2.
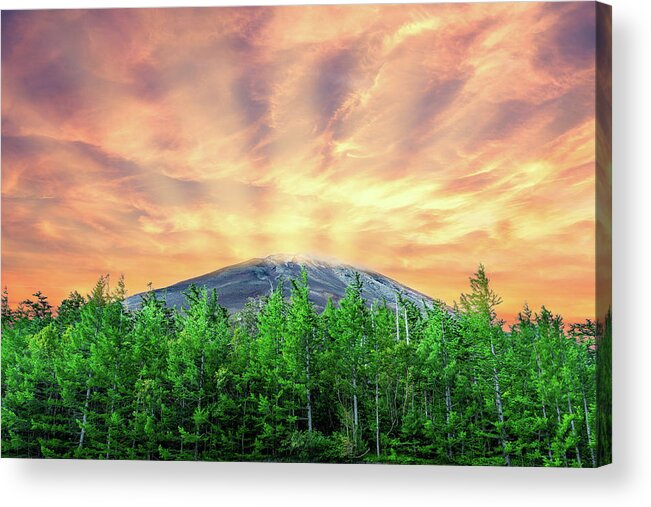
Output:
1 265 610 466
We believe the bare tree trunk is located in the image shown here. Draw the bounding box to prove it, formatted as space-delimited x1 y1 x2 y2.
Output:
78 373 92 450
306 338 313 433
402 369 410 418
180 398 185 454
79 314 102 452
370 309 379 456
395 293 400 342
106 402 114 459
490 338 510 466
555 397 568 466
567 389 582 467
424 390 429 420
541 402 552 460
352 367 359 444
441 318 453 459
375 371 380 457
582 384 596 467
106 357 119 459
404 309 410 345
532 330 553 460
445 383 453 459
132 392 141 450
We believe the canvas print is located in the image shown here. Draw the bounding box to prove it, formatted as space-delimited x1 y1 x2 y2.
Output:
1 2 611 466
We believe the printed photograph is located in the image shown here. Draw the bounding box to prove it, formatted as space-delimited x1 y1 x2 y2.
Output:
1 2 611 466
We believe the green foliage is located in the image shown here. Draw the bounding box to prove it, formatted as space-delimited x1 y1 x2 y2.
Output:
1 266 606 466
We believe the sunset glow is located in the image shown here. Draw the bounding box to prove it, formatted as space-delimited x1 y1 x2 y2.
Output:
2 2 598 322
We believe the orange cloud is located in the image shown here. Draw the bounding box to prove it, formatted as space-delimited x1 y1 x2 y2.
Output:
2 3 598 323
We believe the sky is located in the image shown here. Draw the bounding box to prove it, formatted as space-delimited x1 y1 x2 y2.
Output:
1 2 599 323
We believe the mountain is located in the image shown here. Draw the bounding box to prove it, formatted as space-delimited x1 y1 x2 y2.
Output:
124 253 435 313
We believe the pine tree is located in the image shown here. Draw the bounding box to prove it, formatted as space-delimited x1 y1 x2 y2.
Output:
285 268 319 436
0 266 599 466
166 285 231 460
249 281 287 459
331 273 368 458
458 265 511 466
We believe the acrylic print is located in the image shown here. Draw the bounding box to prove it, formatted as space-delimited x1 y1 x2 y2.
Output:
1 2 611 466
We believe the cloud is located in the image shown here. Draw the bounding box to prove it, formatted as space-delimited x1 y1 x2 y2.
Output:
534 2 596 71
1 3 599 323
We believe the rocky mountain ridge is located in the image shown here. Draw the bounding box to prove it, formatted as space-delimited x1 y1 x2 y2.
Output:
125 253 435 313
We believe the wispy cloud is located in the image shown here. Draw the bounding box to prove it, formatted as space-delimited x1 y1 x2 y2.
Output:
2 3 597 322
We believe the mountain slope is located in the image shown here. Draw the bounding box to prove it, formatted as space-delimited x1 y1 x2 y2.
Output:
124 253 435 313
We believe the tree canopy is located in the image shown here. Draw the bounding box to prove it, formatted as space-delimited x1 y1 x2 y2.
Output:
1 266 609 466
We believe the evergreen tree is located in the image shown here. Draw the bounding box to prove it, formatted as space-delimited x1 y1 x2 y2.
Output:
331 273 368 458
1 266 600 466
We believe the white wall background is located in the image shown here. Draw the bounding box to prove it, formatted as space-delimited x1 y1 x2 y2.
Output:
1 0 648 505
